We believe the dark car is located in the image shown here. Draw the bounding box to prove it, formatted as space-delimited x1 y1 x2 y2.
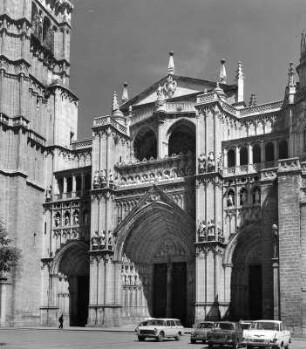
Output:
207 321 243 349
190 321 215 344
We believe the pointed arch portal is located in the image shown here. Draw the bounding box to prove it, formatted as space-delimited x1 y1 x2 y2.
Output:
52 241 90 326
115 189 195 326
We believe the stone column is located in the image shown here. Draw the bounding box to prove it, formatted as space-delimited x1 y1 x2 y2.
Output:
223 149 228 168
248 143 253 165
72 175 76 195
272 258 280 320
235 147 240 167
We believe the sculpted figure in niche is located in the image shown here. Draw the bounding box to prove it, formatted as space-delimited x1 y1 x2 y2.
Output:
73 210 79 225
93 171 100 188
64 212 70 226
198 153 206 173
45 185 52 200
108 231 113 246
272 224 279 258
253 187 260 204
240 189 247 205
227 191 234 207
101 230 106 246
207 151 215 172
197 220 206 240
54 213 61 227
207 220 215 239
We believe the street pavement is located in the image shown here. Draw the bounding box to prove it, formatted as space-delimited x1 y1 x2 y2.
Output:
0 328 305 349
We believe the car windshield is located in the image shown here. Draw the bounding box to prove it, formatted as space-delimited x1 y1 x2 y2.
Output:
250 322 279 331
215 323 235 330
197 323 214 329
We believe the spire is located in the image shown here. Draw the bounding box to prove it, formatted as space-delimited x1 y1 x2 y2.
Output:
112 91 123 117
236 61 244 103
122 82 129 104
249 93 257 107
213 82 226 101
288 62 296 104
288 62 295 87
168 51 175 75
219 59 227 84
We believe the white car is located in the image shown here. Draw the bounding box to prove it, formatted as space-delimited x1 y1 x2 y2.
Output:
135 318 184 342
242 320 291 349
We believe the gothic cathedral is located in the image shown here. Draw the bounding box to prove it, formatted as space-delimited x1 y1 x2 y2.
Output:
0 0 305 337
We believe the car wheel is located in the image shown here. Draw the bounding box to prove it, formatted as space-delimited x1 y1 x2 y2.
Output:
138 336 145 342
157 332 164 342
202 339 206 344
190 339 196 344
175 335 180 341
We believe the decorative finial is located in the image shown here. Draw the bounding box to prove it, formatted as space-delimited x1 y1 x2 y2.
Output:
249 93 257 107
168 51 175 75
112 91 123 117
236 61 244 103
122 82 129 104
219 59 227 84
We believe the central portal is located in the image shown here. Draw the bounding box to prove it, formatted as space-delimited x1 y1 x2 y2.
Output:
153 262 186 324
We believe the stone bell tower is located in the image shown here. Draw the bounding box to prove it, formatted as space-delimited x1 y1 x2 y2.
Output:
0 0 77 326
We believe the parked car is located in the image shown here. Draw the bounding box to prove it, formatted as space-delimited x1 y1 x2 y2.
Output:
190 321 215 344
242 320 291 349
135 318 184 342
207 321 243 348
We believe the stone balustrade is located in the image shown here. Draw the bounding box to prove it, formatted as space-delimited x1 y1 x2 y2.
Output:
113 152 195 187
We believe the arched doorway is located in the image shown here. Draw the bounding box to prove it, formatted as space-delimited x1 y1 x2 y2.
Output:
229 227 263 320
133 126 157 160
52 241 90 326
115 189 195 326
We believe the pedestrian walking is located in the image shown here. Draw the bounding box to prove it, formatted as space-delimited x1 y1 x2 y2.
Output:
58 314 64 329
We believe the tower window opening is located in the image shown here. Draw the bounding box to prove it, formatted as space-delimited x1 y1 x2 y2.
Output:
253 143 261 163
133 127 157 161
168 122 195 156
278 140 288 159
240 146 248 166
228 149 235 167
265 142 274 162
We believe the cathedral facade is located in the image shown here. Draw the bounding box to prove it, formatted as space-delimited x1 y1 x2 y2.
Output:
0 0 305 336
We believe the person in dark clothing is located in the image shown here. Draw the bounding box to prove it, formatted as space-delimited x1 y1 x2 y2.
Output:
58 314 64 329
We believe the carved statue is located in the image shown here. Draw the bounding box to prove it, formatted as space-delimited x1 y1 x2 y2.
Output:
272 224 279 258
155 85 165 107
109 170 114 183
45 185 52 200
64 212 70 226
93 171 100 188
227 191 234 207
207 151 215 172
101 230 106 246
162 75 177 98
240 189 247 205
108 231 113 246
54 213 61 227
73 210 79 225
253 187 260 204
197 220 206 240
207 220 215 239
198 153 206 174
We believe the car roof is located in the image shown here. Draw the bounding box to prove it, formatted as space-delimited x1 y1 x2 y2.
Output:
253 320 281 324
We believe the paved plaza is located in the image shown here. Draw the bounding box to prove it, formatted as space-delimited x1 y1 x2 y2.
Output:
0 328 305 349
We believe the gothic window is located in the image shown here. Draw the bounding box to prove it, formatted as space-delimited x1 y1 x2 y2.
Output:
253 143 261 163
57 178 63 196
134 127 157 160
278 140 288 159
84 174 91 190
168 120 195 156
240 146 248 166
66 177 72 193
239 188 248 206
265 142 274 162
228 149 235 167
83 210 89 225
76 175 82 192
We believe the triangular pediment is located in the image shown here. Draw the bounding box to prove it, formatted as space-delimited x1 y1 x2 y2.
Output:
123 75 236 109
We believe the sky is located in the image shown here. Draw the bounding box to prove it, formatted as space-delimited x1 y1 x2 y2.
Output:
69 0 306 139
